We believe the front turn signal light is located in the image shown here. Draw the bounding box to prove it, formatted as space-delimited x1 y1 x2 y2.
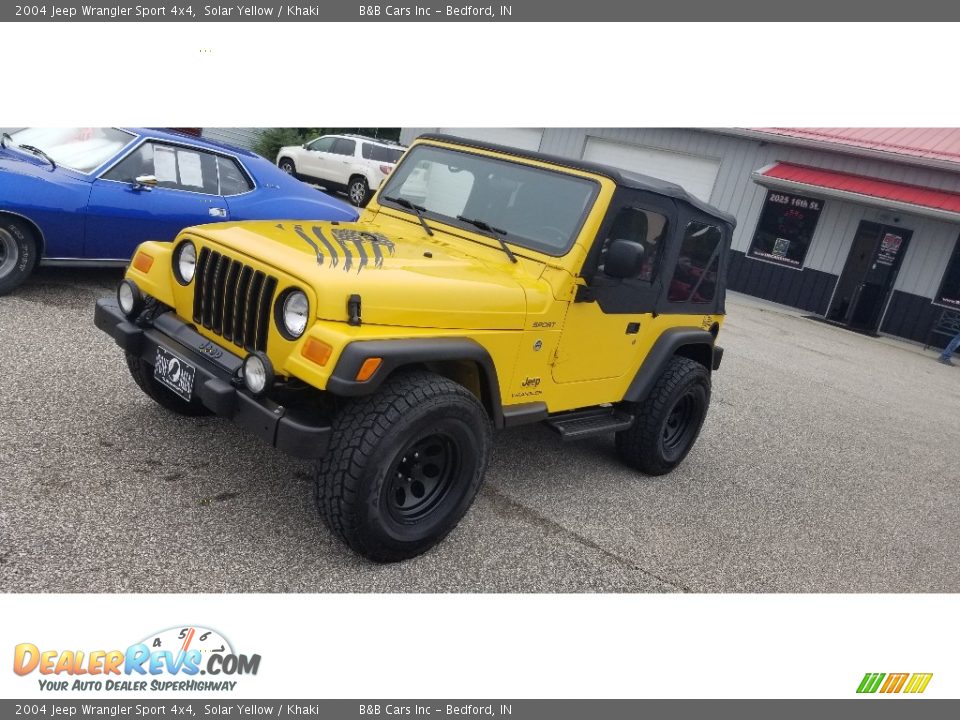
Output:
301 337 333 367
355 357 382 382
132 251 154 273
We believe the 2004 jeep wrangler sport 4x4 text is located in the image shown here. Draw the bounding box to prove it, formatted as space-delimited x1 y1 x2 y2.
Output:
95 134 735 562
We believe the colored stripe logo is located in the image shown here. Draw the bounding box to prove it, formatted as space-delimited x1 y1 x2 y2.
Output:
857 672 933 694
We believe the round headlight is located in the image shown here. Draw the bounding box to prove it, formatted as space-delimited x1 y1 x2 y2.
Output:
117 279 142 317
280 290 309 339
174 241 197 285
242 352 274 396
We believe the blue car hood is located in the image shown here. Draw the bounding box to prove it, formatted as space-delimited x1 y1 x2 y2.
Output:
0 147 83 180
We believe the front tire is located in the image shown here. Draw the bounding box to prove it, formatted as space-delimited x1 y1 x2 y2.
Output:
316 370 492 562
347 176 370 207
615 356 711 476
125 353 212 417
0 216 39 296
278 157 297 175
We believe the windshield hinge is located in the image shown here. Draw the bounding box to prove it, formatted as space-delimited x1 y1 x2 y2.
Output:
574 285 594 303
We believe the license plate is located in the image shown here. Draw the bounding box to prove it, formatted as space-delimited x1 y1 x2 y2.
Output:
153 347 196 401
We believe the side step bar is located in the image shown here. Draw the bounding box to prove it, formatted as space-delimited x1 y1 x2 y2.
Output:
545 408 634 441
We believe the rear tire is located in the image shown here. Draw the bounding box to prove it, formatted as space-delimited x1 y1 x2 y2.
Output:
316 370 492 562
347 176 370 207
615 356 710 475
125 353 212 417
0 216 38 296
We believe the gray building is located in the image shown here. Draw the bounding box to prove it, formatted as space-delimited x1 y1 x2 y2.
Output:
200 127 264 152
401 127 960 345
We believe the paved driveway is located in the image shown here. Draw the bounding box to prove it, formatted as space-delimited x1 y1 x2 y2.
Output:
1 270 957 592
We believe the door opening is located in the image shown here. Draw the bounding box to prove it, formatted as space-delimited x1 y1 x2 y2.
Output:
827 220 911 333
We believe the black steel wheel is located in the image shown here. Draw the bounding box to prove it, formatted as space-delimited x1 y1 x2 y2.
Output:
316 370 492 562
661 391 698 459
386 433 460 523
615 356 710 475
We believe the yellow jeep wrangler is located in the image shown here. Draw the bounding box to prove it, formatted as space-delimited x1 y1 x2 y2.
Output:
95 134 735 562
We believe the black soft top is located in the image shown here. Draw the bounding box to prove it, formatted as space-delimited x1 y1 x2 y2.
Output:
418 133 737 228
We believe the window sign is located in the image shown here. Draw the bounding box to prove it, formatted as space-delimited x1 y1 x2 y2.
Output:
177 150 204 188
153 146 177 184
876 233 904 267
747 190 824 269
936 236 960 309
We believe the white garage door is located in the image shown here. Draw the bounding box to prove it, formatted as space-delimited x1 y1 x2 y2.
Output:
440 128 544 152
583 137 721 203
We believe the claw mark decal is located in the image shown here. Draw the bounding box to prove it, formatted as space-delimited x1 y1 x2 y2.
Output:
311 226 339 269
358 231 396 269
331 229 396 273
333 233 354 272
291 226 395 273
293 225 324 266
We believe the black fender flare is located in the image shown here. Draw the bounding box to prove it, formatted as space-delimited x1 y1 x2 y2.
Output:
326 337 503 426
623 328 716 403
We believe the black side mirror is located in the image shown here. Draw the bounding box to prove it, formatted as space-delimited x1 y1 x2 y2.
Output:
603 239 645 279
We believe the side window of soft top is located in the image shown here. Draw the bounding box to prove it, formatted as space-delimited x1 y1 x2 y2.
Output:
599 207 668 282
668 221 723 304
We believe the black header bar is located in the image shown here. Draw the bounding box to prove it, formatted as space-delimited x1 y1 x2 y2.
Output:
4 0 958 21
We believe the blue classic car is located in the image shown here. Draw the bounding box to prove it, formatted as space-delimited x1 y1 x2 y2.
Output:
0 127 358 294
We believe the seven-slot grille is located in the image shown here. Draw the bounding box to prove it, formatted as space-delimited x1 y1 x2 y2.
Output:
192 247 278 353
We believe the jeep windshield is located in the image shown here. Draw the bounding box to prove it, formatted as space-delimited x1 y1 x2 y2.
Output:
378 144 599 256
8 127 134 173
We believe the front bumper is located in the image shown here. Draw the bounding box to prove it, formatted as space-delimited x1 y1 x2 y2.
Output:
94 298 331 459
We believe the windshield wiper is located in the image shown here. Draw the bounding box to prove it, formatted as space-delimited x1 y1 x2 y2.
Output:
0 133 12 149
456 216 517 263
384 196 433 237
19 144 56 169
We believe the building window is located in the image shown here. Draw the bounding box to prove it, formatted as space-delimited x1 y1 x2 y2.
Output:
936 236 960 309
747 190 824 269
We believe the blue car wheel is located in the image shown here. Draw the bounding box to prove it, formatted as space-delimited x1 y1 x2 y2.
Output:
0 217 38 296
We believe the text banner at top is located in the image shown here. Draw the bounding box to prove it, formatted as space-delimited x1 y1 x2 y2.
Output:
4 0 959 21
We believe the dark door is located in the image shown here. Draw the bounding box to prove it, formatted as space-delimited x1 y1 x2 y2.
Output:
827 220 911 332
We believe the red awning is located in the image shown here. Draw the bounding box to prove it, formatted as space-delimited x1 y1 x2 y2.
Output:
752 162 960 223
750 128 960 167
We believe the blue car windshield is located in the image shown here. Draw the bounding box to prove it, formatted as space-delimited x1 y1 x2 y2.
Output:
9 127 134 173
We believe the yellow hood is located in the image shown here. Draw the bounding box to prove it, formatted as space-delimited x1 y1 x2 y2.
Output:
190 220 534 330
